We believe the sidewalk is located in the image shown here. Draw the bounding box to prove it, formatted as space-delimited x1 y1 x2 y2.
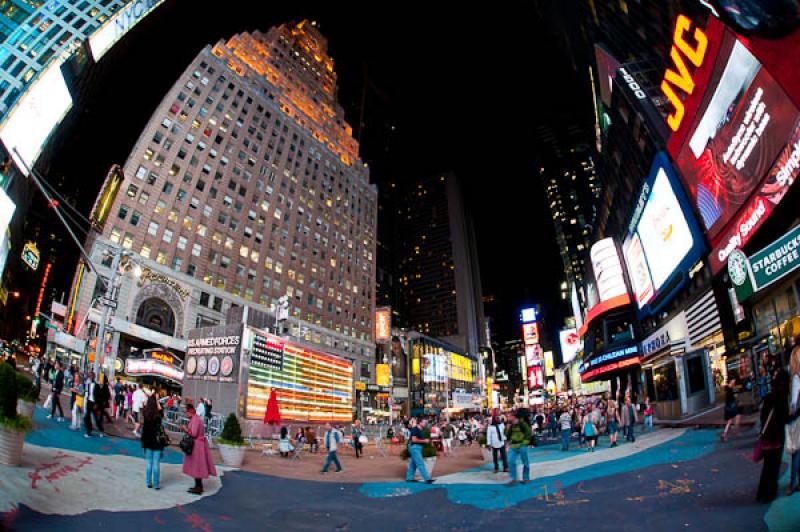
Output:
654 404 759 428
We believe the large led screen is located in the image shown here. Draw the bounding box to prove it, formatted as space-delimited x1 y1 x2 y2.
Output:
245 333 353 423
672 35 800 241
590 238 627 303
0 61 73 176
623 154 704 314
89 0 166 61
559 328 582 364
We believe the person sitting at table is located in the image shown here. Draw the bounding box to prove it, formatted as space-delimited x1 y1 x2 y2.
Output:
278 426 295 457
305 427 318 453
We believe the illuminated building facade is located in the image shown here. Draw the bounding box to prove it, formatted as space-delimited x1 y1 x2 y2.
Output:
67 20 378 383
395 172 485 356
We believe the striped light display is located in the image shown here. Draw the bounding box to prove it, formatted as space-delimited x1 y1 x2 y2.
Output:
246 332 353 423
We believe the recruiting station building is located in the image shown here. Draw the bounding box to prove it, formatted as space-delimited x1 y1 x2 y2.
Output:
183 308 353 427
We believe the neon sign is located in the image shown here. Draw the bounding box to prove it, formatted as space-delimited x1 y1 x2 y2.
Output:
660 15 709 132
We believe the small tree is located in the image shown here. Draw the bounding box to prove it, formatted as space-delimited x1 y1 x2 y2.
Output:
400 425 438 459
218 413 244 446
15 373 39 403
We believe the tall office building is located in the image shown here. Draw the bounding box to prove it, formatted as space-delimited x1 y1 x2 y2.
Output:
66 20 378 376
394 172 485 356
537 124 601 291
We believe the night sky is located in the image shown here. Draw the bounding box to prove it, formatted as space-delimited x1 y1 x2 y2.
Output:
44 0 591 344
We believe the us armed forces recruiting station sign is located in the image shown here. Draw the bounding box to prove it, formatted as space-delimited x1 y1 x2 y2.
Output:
185 324 243 383
729 224 800 302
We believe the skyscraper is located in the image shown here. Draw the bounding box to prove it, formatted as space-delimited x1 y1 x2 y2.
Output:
537 124 601 292
67 20 378 377
394 172 485 356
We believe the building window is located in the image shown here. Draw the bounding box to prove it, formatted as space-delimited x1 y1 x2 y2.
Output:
140 244 151 259
130 211 141 227
199 292 210 307
162 229 173 243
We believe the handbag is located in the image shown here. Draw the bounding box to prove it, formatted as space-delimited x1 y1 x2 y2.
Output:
156 424 171 448
75 395 84 410
753 408 777 462
180 433 195 455
358 435 368 444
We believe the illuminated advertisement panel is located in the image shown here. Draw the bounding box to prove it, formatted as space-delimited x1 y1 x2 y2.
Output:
449 353 473 382
527 365 543 390
125 358 184 382
672 36 799 241
375 307 391 342
0 60 73 176
89 0 166 61
711 114 800 272
0 187 16 279
522 322 539 345
590 238 627 303
422 354 447 383
246 333 353 423
525 344 542 367
622 153 705 315
520 307 537 323
559 328 582 364
579 344 640 383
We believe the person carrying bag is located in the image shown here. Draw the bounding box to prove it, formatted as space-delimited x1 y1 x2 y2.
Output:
787 343 800 493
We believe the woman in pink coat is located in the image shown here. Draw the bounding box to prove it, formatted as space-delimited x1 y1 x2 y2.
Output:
182 404 217 494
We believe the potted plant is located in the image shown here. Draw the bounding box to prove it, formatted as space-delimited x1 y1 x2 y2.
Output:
217 413 246 467
478 434 493 462
400 426 438 479
16 373 38 419
0 363 32 466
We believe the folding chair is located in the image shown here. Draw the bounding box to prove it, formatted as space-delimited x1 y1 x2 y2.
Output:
374 436 387 458
290 443 306 461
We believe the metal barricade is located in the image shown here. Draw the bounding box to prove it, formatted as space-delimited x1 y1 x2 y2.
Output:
162 406 224 439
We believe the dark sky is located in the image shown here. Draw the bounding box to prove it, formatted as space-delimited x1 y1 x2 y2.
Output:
45 0 591 344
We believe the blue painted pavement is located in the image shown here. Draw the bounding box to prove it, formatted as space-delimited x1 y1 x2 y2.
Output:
26 406 184 464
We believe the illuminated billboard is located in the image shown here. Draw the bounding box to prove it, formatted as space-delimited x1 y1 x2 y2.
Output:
521 307 537 323
375 307 391 342
449 353 473 382
559 328 582 364
89 0 166 61
672 38 799 241
525 344 542 367
245 331 353 423
590 238 628 303
423 354 447 383
522 322 539 345
622 153 705 315
0 60 73 176
0 187 16 279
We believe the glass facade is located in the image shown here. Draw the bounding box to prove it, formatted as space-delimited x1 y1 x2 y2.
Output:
0 0 129 117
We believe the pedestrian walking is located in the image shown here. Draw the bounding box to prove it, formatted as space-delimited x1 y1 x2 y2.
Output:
487 416 508 473
83 372 103 438
132 384 147 436
405 418 435 484
97 375 112 424
441 421 455 456
756 369 789 503
607 400 620 447
505 411 532 486
721 380 740 441
114 378 124 419
47 361 65 421
351 419 364 458
69 373 83 431
182 404 217 494
558 409 572 451
583 405 598 452
643 398 654 432
141 394 166 490
320 423 343 474
621 396 638 443
787 341 800 494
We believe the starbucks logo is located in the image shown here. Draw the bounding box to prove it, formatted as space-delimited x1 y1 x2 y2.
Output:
728 250 749 287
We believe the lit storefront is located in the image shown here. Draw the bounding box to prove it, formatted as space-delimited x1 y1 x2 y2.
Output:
407 333 479 416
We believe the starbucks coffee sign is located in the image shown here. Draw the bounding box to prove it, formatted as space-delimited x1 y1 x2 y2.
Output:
729 225 800 302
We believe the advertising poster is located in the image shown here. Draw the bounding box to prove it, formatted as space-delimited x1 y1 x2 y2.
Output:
590 238 627 303
522 322 539 345
623 233 654 307
423 354 447 383
390 335 408 387
673 37 800 240
559 328 582 364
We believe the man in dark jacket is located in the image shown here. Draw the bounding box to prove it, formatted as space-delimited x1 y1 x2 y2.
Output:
47 361 65 421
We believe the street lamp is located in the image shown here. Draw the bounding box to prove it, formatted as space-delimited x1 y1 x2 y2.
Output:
92 245 142 382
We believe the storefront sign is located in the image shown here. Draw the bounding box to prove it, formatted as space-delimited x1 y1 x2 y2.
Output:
583 345 639 371
137 268 190 300
186 324 242 383
730 224 800 302
640 312 689 360
452 392 477 409
355 381 366 391
125 358 184 382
